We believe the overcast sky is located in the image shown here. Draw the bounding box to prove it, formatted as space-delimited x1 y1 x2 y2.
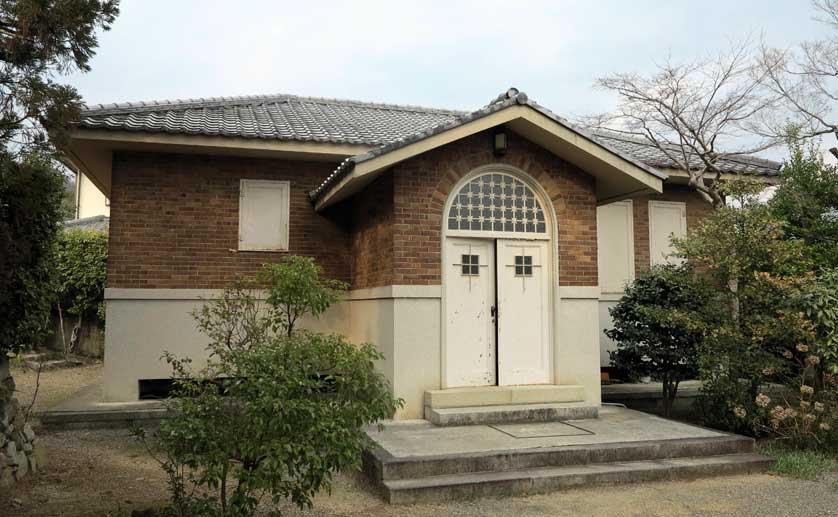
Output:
67 1 833 161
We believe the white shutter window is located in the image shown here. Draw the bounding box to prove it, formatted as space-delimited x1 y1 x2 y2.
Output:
648 201 687 266
238 179 290 251
597 200 635 293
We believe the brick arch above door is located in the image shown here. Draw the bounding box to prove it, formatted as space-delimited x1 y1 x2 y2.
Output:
388 129 598 287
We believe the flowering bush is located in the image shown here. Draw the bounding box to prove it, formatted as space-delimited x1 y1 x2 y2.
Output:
735 336 838 449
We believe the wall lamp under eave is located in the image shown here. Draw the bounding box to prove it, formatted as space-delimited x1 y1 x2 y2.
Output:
492 129 508 156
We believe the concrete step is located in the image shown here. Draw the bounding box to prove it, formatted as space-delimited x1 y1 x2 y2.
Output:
383 453 773 504
39 407 173 431
424 385 585 410
426 402 597 426
365 434 756 482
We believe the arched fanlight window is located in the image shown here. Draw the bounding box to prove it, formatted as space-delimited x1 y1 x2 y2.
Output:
447 173 547 234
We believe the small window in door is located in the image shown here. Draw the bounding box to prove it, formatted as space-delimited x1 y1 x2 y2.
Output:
461 254 480 276
514 255 533 276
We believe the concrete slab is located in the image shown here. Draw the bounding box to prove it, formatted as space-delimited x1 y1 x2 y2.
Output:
426 402 597 426
38 383 171 430
489 421 593 439
383 453 773 504
424 384 585 409
47 383 165 412
364 406 769 503
365 406 724 458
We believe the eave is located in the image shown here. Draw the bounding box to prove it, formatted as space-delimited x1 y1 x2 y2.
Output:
313 103 666 211
63 129 374 197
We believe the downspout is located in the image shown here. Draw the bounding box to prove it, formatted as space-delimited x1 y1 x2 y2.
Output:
74 167 82 219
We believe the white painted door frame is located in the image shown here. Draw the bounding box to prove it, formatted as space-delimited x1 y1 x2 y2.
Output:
440 164 558 389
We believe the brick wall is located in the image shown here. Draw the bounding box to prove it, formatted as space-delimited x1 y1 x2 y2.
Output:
384 130 599 286
350 173 395 289
631 184 713 275
108 132 633 291
108 151 351 289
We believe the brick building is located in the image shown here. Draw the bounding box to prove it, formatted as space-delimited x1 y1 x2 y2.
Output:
65 88 779 419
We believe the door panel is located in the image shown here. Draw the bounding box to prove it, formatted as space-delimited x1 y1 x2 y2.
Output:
444 237 496 387
496 239 551 385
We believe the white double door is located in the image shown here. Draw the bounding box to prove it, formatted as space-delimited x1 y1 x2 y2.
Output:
445 237 551 387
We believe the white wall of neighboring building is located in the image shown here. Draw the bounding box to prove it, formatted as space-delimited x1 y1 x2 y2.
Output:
76 171 110 219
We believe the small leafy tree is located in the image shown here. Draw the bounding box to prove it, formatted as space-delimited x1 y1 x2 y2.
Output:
607 264 713 417
53 228 108 357
259 256 348 336
770 134 838 271
674 181 811 433
138 260 400 516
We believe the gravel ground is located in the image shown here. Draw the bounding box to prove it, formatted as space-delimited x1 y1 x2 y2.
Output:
2 428 837 517
1 364 836 516
10 361 103 416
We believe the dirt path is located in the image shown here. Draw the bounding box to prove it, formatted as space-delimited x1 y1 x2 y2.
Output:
0 429 168 516
10 361 103 416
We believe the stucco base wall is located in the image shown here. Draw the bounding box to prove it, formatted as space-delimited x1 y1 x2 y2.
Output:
102 285 601 418
555 287 602 407
391 296 442 419
598 297 621 368
102 290 352 402
104 297 208 401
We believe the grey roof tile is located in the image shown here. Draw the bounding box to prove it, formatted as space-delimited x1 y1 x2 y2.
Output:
63 215 109 232
591 131 781 177
80 94 464 145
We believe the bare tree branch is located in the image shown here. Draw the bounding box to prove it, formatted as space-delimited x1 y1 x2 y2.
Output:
586 39 778 208
756 1 838 147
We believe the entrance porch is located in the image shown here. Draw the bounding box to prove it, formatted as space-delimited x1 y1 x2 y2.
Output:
363 406 772 504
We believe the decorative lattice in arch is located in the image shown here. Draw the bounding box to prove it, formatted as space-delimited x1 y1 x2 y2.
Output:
447 173 547 234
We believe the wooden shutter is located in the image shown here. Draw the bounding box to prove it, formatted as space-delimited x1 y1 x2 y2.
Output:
597 200 635 293
648 201 687 266
238 180 290 251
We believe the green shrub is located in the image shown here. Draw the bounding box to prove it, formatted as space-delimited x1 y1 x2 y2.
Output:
137 261 400 516
800 269 838 376
53 228 108 356
0 153 64 354
607 264 713 417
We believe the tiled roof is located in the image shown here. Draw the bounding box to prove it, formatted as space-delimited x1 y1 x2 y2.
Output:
591 131 781 177
78 90 781 201
63 215 109 232
79 94 463 145
309 88 668 201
